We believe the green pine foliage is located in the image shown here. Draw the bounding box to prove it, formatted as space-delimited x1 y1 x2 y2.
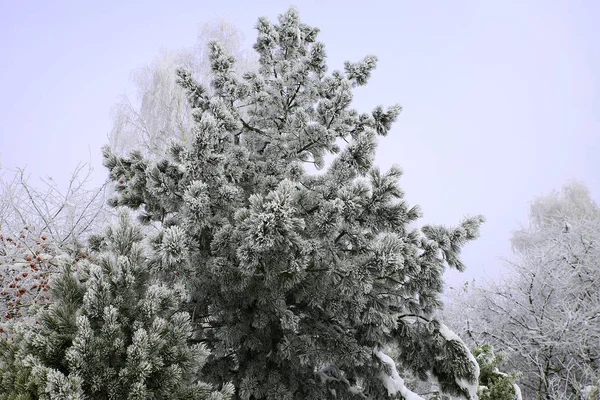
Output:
473 345 520 400
0 212 234 400
102 8 484 399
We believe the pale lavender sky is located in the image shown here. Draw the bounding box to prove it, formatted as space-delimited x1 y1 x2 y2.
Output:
1 0 598 286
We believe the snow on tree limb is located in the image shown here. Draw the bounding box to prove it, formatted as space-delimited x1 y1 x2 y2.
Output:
375 350 425 400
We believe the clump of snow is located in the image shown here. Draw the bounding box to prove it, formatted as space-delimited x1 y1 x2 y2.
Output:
375 350 425 400
438 322 467 345
456 378 479 400
348 386 363 395
514 383 522 400
581 385 599 400
438 323 480 400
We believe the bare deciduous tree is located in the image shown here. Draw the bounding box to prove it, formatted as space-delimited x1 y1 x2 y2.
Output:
0 164 111 322
445 182 600 400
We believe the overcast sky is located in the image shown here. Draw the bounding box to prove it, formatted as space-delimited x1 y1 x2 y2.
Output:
1 0 598 287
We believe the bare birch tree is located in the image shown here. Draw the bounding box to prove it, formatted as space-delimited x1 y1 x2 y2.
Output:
109 19 257 158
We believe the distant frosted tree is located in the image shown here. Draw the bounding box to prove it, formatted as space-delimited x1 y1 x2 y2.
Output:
109 19 257 159
445 182 600 400
0 212 233 399
103 8 484 399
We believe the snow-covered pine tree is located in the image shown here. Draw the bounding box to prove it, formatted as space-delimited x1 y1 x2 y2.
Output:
0 212 234 400
103 8 484 399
